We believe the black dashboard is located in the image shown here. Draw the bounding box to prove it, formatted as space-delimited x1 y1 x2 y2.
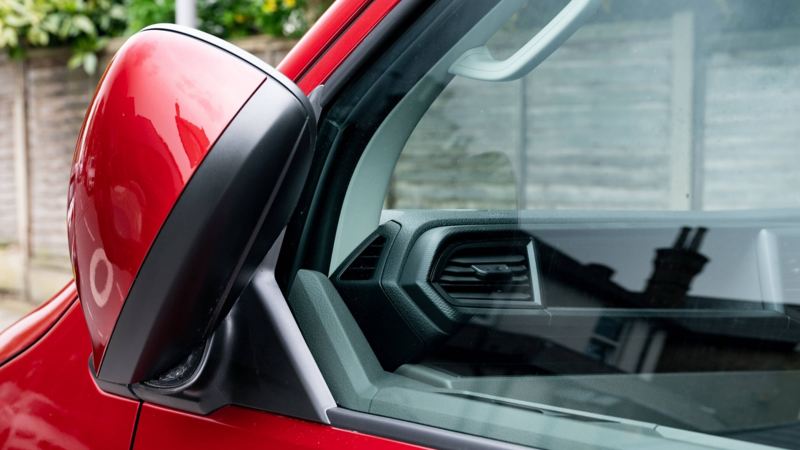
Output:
331 209 800 375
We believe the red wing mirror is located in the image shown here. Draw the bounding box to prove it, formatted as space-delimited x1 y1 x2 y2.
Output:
67 25 316 385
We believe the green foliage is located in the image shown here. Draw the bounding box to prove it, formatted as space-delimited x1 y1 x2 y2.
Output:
125 0 307 39
0 0 126 73
1 0 315 74
199 0 306 39
126 0 173 34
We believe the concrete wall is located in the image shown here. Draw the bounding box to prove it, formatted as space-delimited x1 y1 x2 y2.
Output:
0 54 18 244
704 29 800 210
25 51 98 262
0 36 294 301
392 14 800 212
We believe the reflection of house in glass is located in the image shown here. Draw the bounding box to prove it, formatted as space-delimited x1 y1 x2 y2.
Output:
418 223 800 441
429 224 800 378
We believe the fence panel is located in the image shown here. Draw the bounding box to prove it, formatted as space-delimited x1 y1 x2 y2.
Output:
0 36 295 275
0 55 17 244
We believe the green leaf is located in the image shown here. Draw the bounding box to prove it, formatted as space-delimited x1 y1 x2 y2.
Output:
27 27 50 46
67 52 83 69
4 15 28 28
41 14 61 33
72 15 96 36
98 15 110 30
1 29 20 49
82 51 97 74
58 16 72 37
109 4 126 20
94 36 109 50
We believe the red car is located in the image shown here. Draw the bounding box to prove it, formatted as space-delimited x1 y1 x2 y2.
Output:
3 0 800 448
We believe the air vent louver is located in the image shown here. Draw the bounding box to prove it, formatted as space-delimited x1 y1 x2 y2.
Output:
341 235 387 280
435 241 534 303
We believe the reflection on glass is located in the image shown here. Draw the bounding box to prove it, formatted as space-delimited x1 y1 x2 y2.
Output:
418 223 800 440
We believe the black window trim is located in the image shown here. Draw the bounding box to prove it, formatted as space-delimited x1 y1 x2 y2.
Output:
273 1 554 449
276 0 501 290
327 407 539 450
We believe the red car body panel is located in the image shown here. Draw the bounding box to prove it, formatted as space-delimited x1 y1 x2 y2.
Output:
293 0 400 93
67 30 266 370
134 404 424 450
0 281 76 366
280 0 372 81
0 301 140 449
0 1 427 449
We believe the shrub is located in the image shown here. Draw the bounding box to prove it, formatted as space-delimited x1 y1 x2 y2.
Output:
1 0 314 74
126 0 308 38
203 0 306 39
0 0 127 73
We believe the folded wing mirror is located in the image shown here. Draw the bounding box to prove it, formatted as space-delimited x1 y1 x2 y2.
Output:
68 25 316 385
449 0 601 81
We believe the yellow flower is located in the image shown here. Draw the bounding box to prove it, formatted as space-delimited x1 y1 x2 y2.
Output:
262 0 278 13
282 0 297 9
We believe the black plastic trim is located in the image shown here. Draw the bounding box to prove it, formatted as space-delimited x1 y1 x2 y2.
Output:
99 57 316 385
327 407 536 450
89 356 138 400
312 0 431 108
333 225 397 280
130 269 326 420
415 228 541 309
332 222 424 370
128 402 143 450
278 0 500 289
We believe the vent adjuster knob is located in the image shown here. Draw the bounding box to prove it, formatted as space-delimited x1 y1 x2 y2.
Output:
471 264 514 281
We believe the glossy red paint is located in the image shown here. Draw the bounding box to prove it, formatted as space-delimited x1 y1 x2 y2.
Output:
0 281 77 366
279 0 371 81
134 403 426 450
0 302 140 449
67 29 266 370
292 0 401 93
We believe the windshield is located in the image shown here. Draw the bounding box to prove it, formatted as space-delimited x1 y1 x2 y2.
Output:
305 1 800 448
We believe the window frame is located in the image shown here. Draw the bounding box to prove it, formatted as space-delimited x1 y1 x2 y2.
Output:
276 0 501 288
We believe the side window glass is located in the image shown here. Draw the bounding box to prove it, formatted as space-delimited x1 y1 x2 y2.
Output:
390 1 800 212
293 2 800 449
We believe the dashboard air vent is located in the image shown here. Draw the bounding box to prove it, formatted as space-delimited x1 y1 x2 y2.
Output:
434 241 534 303
341 235 387 280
